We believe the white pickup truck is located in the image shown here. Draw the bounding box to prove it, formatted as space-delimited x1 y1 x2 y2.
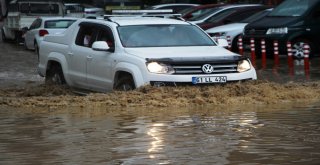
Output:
38 16 257 92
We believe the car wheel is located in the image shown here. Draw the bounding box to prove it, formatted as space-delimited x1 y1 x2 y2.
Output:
292 39 313 59
114 75 135 91
45 65 66 85
231 35 240 53
24 40 28 49
1 29 7 42
34 42 39 62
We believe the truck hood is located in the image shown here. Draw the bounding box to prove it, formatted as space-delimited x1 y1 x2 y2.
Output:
124 46 238 60
206 23 247 33
246 16 299 28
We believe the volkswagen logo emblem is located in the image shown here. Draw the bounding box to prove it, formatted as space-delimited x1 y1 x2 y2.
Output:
202 64 214 74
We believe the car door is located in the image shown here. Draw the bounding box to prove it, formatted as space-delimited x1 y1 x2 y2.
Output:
25 18 41 49
86 25 115 92
68 22 97 89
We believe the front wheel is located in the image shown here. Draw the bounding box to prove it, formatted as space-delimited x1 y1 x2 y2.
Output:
292 39 314 59
114 76 135 91
45 65 66 85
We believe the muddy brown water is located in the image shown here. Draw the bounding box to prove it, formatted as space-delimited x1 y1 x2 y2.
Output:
1 36 320 164
1 104 320 164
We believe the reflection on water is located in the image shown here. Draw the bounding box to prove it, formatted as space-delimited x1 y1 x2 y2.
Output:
1 103 320 165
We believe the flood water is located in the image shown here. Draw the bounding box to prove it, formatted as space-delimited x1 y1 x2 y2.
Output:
2 32 320 164
1 104 320 165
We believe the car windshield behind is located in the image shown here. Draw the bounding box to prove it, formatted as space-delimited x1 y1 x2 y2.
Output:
188 7 221 21
118 24 215 47
269 0 317 17
240 9 272 23
44 20 76 28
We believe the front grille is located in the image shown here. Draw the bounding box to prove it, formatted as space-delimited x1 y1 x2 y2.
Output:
244 28 267 36
173 63 238 75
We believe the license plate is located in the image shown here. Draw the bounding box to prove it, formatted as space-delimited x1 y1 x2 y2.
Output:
192 76 227 84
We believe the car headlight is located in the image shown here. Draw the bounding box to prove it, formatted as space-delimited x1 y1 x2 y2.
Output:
146 62 174 74
208 32 227 39
237 60 251 72
266 27 288 34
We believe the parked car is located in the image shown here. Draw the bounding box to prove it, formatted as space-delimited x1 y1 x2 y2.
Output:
145 3 199 13
179 4 226 20
38 14 256 92
244 0 320 59
83 4 105 18
1 0 65 43
64 3 85 18
24 17 77 59
206 8 273 52
189 4 270 30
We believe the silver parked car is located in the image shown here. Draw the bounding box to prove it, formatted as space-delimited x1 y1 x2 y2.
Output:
24 17 77 58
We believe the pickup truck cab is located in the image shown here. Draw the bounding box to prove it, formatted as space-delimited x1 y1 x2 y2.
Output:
38 15 257 92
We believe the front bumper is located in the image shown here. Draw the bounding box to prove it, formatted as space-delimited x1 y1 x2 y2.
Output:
145 68 257 86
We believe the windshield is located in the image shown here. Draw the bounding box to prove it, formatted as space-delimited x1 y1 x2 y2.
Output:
269 0 317 17
65 4 84 13
240 9 272 23
188 7 221 21
118 24 215 47
20 3 60 14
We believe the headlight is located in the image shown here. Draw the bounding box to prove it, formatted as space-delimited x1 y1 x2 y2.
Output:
208 32 227 42
208 32 227 38
237 60 251 72
266 27 288 34
146 62 174 74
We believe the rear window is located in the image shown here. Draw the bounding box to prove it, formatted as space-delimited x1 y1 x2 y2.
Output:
44 20 76 28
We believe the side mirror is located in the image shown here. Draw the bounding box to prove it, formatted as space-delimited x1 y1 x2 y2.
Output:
92 41 110 51
217 38 229 47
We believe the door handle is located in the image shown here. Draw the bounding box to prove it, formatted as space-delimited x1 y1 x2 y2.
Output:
67 52 74 56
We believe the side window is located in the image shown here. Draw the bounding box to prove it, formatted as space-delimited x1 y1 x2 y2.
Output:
96 26 115 51
75 24 97 47
29 19 41 29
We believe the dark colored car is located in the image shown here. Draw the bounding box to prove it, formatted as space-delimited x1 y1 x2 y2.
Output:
243 0 320 58
189 4 271 30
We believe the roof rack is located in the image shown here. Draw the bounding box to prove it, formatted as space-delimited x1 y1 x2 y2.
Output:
104 10 184 21
111 9 174 15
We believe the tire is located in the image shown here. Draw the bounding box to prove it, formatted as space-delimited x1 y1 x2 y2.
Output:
45 65 66 85
1 29 7 42
114 75 135 91
34 42 39 62
231 35 240 53
292 39 314 59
